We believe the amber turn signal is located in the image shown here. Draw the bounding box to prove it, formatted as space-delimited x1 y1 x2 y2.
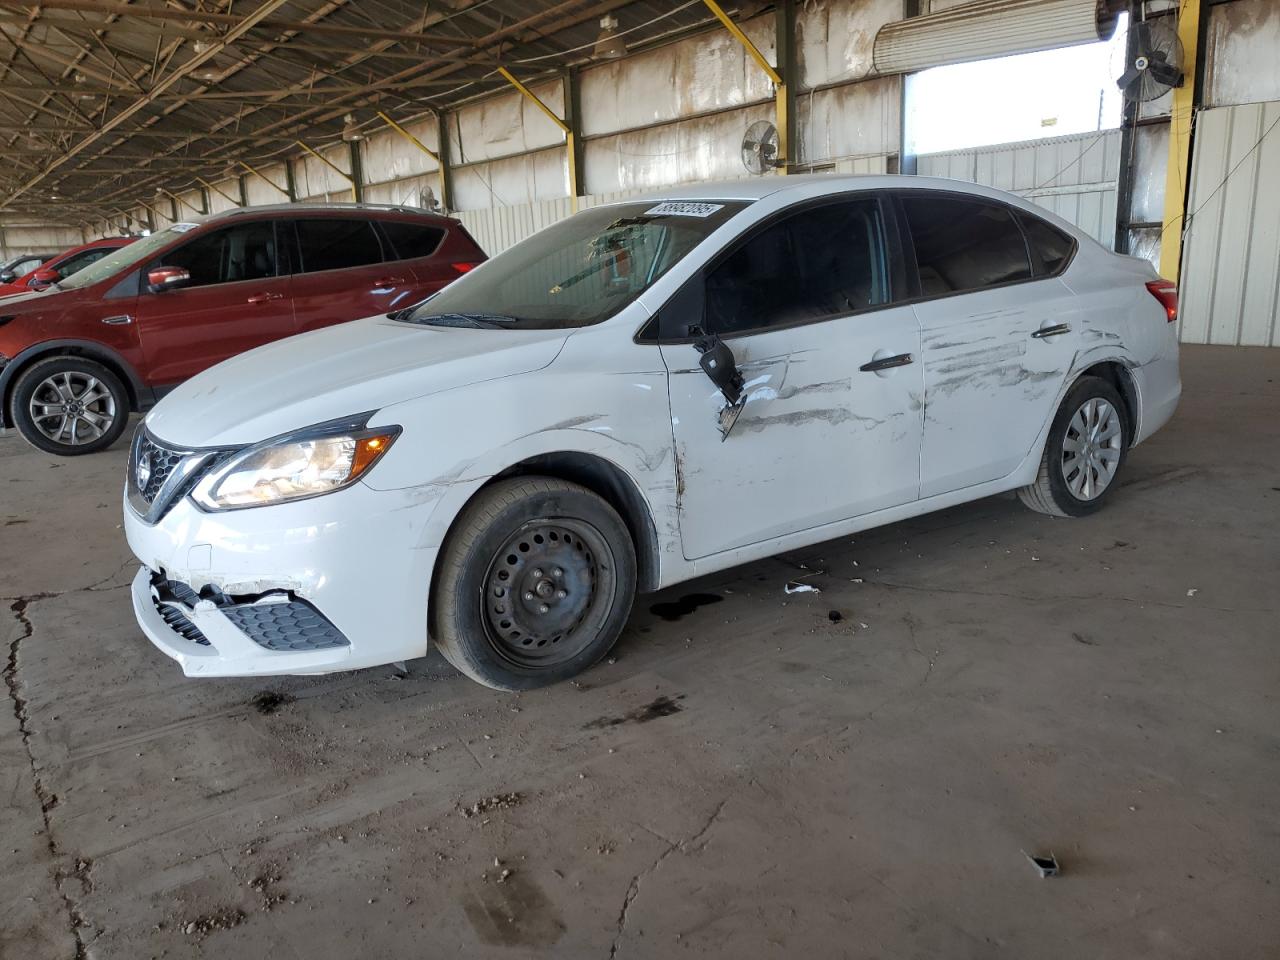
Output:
350 433 398 479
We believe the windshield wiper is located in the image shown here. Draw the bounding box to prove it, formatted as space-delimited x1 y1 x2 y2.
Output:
398 311 519 329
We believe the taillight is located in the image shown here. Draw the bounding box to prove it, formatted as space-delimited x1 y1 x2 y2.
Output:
451 261 480 274
1146 279 1178 323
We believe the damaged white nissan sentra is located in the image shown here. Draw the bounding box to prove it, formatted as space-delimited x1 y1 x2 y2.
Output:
124 174 1180 690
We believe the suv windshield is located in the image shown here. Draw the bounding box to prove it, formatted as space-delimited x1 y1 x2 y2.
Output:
55 224 200 291
399 200 747 330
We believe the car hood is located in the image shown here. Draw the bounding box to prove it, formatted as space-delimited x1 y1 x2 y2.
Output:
144 315 571 448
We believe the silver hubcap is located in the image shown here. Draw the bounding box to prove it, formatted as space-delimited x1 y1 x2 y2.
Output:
1061 397 1122 501
27 371 116 446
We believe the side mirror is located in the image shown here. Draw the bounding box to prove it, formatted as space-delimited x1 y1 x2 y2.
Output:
147 265 190 294
27 266 60 290
0 271 15 284
692 328 746 441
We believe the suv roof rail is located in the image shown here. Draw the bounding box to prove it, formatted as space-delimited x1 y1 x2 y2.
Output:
211 201 450 220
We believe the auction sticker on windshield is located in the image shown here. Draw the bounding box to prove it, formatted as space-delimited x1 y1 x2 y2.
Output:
644 201 725 218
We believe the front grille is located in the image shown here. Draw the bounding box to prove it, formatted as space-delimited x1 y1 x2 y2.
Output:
135 433 184 505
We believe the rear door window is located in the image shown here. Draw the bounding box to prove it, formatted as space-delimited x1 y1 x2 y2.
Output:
52 248 113 279
901 195 1032 297
1019 213 1076 276
703 198 890 337
378 221 446 261
295 218 385 273
156 222 279 287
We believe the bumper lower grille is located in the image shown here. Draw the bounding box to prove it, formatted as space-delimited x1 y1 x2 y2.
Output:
150 575 210 646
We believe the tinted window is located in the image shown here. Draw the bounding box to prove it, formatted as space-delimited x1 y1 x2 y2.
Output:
158 222 278 287
52 248 112 279
379 221 445 261
902 196 1031 296
704 198 888 336
1020 214 1075 276
296 218 383 272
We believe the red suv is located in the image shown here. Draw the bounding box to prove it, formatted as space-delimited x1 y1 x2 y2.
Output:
0 204 486 455
0 236 137 298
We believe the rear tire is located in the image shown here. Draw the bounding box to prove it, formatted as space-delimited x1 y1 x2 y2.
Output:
431 477 637 691
9 356 130 456
1018 375 1129 518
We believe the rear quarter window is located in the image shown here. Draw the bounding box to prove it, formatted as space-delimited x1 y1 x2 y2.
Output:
1018 213 1076 276
378 221 446 261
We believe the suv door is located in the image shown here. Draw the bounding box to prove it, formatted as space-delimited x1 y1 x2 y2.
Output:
290 217 415 333
134 219 293 384
660 196 922 560
899 193 1080 497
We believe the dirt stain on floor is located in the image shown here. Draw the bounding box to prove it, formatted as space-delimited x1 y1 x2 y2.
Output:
583 694 685 730
462 870 565 948
648 593 723 622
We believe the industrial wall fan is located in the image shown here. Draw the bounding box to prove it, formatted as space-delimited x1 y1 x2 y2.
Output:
741 120 781 175
1115 17 1184 102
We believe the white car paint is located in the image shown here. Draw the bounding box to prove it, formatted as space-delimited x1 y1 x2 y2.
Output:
123 174 1181 678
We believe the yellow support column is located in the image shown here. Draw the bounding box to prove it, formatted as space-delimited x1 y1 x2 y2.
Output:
701 0 788 173
497 67 579 210
1159 0 1202 283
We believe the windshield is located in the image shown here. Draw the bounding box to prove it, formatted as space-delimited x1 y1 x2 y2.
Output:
55 223 200 291
399 200 747 330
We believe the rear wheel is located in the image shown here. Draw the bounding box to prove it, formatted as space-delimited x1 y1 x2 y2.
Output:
1018 375 1129 518
431 477 637 691
9 356 130 456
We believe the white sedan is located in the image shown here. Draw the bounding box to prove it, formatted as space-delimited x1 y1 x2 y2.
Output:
124 175 1181 690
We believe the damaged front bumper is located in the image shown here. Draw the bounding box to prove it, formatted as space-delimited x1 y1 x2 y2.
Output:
123 480 444 677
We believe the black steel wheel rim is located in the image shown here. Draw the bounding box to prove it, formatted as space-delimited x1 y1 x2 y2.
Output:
481 518 616 668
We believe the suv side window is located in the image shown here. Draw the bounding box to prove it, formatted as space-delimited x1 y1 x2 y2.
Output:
378 221 445 261
157 222 279 287
1018 212 1075 276
295 218 384 272
901 195 1032 296
704 198 889 336
52 248 112 279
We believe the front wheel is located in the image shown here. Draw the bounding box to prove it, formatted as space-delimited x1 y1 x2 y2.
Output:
1018 375 1129 518
431 477 637 691
9 356 130 456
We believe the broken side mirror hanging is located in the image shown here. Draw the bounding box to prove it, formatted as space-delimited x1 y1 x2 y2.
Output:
692 327 745 441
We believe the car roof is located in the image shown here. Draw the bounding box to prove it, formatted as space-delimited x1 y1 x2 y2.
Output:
47 236 135 260
617 172 1036 205
199 202 455 225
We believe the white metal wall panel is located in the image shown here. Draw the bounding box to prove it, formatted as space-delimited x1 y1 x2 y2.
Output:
363 116 439 184
796 76 900 167
1179 100 1280 347
0 223 85 255
1204 0 1280 109
451 146 569 211
797 0 899 88
915 129 1121 247
874 0 1111 74
243 163 290 206
451 80 565 164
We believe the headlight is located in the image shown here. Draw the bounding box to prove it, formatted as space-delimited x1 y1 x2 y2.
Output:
192 414 400 510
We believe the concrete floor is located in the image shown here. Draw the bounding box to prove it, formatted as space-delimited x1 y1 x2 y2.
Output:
2 344 1277 960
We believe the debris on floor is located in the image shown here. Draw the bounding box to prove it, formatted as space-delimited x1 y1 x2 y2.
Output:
249 690 295 715
1023 851 1060 878
182 907 246 936
828 610 843 622
784 582 820 595
461 792 524 819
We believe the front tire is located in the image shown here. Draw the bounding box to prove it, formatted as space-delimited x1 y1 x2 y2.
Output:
431 477 637 691
1018 375 1129 518
9 356 130 456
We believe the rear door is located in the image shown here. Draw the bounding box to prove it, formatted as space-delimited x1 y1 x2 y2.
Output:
134 219 293 384
901 193 1080 497
375 219 467 303
289 217 417 333
661 195 922 559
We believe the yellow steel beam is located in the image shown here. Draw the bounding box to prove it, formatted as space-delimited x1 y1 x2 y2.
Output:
158 187 203 216
238 160 290 198
1159 0 1201 283
376 109 451 212
296 139 358 202
496 66 571 135
195 176 241 208
701 0 782 85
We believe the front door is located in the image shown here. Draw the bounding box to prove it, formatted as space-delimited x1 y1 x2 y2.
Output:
899 193 1080 497
660 196 923 560
135 219 294 385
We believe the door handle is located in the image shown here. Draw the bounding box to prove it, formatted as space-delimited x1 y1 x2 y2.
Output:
859 352 914 373
1031 323 1071 339
373 276 406 287
101 314 133 325
246 292 284 304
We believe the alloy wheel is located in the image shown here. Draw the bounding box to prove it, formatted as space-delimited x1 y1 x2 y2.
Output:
27 370 118 447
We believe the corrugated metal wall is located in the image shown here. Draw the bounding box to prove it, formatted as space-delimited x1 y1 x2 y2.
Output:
915 129 1120 247
1178 100 1280 347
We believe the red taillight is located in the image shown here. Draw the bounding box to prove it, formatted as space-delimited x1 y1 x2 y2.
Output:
451 261 480 274
1146 279 1178 323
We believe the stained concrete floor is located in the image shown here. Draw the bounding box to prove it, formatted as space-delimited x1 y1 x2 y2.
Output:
2 344 1278 960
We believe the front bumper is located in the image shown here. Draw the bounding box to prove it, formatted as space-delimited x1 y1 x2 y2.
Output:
124 481 445 677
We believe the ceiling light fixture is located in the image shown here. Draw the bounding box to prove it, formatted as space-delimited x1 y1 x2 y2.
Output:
341 113 363 142
592 15 626 61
